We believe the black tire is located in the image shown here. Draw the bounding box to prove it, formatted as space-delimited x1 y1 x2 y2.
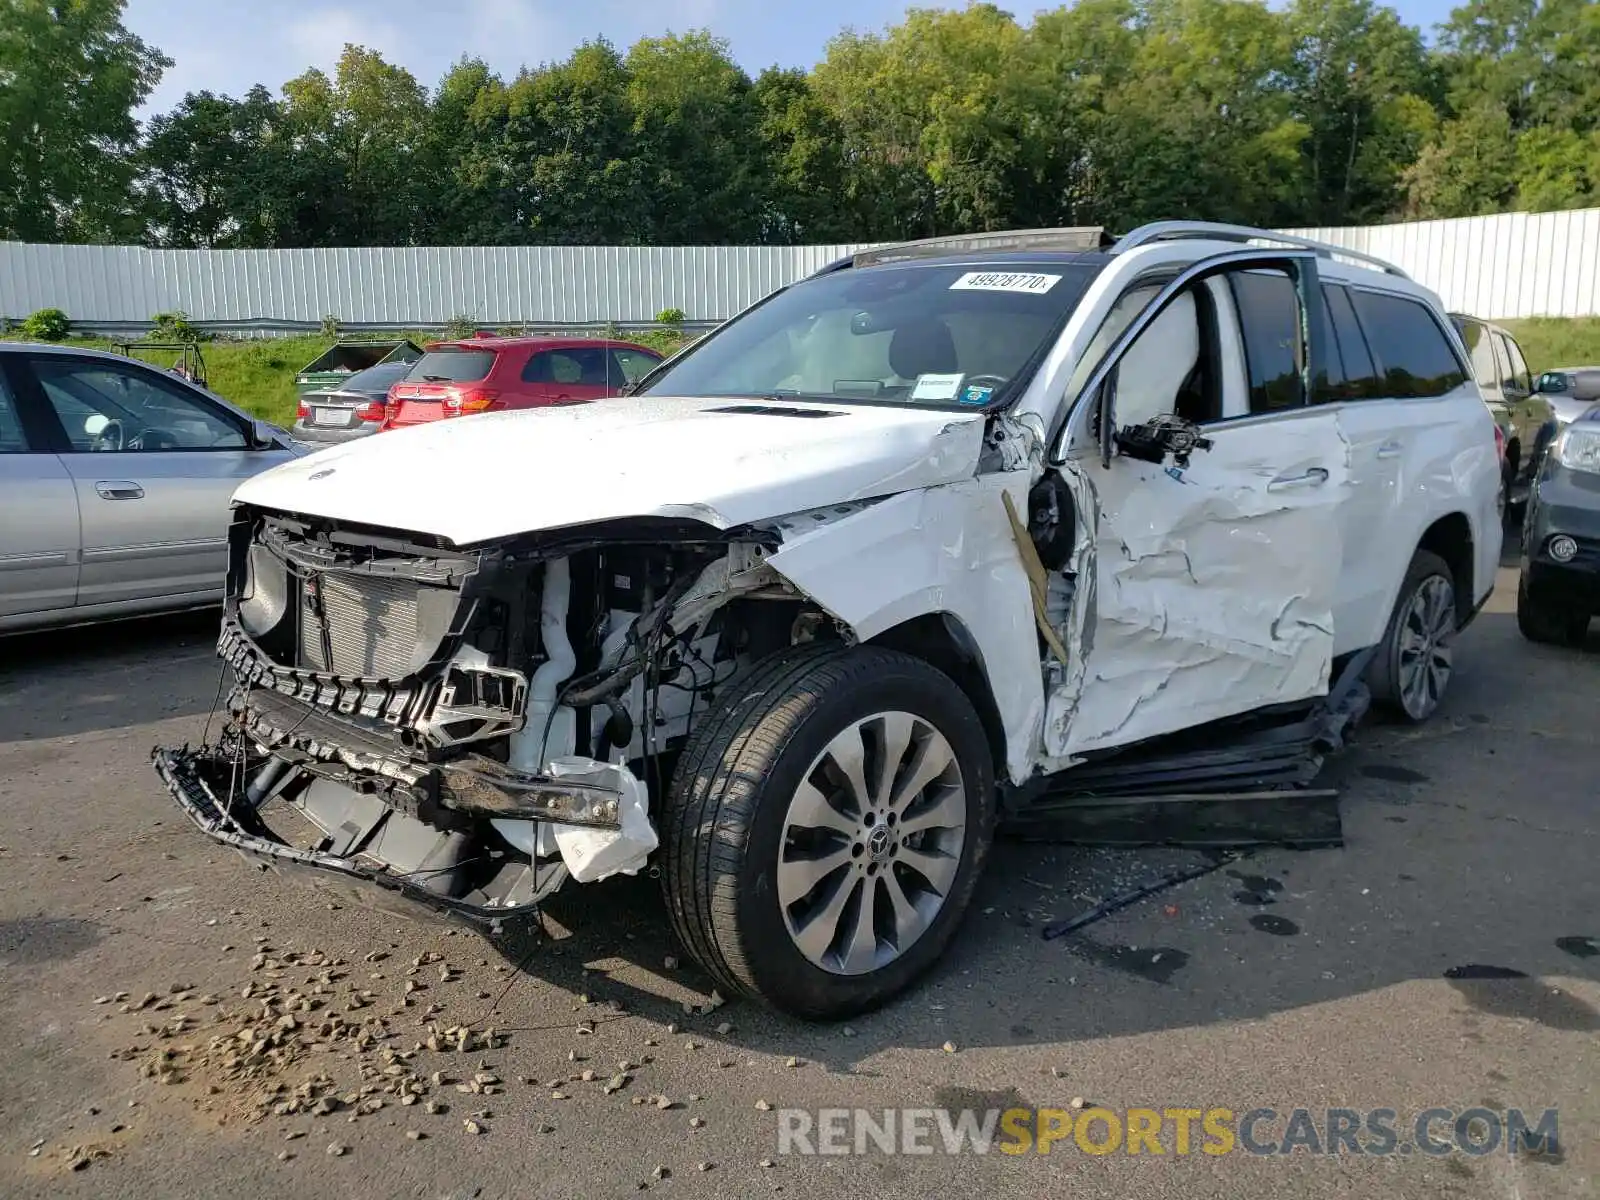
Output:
1368 549 1457 724
1517 573 1588 647
659 642 995 1020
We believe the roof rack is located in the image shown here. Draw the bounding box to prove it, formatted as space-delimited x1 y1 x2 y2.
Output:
850 226 1110 269
1110 221 1409 279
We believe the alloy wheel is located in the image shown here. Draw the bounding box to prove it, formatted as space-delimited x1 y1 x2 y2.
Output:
776 712 967 976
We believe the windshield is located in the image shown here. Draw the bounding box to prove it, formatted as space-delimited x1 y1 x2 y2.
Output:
408 348 496 383
1536 372 1568 393
638 260 1102 408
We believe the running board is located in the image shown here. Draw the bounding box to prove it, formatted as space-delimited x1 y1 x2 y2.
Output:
1002 650 1372 848
1007 789 1344 849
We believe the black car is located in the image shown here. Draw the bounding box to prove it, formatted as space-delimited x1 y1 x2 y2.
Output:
290 359 415 444
1518 400 1600 645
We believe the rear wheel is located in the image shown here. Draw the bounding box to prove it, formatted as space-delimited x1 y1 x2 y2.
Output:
1369 550 1457 724
1517 573 1589 646
660 643 995 1020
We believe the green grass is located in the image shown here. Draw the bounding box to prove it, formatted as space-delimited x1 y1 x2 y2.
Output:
2 328 691 428
1499 317 1600 375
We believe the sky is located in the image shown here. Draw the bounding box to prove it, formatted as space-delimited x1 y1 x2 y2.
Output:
124 0 1465 115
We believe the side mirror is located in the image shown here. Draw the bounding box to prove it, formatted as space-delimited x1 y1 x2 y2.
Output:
250 419 279 449
1114 414 1214 468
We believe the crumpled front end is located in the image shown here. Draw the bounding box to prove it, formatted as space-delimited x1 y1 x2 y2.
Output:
150 504 738 925
151 688 645 926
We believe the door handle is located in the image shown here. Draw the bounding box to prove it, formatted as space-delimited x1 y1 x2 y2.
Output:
95 481 145 500
1267 467 1329 491
1376 440 1403 460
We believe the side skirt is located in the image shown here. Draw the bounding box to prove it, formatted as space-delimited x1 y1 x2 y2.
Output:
1002 648 1374 848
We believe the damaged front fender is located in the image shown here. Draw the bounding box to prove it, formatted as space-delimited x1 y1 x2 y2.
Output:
764 472 1046 785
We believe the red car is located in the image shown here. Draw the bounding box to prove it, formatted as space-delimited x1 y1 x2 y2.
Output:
380 335 664 430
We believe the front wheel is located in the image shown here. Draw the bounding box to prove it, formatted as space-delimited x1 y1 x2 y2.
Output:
1368 550 1457 724
1517 574 1589 646
660 644 995 1020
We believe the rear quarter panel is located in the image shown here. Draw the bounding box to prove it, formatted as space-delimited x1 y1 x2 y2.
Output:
1368 391 1502 649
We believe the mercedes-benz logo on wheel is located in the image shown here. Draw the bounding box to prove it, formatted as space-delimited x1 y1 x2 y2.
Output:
866 823 894 862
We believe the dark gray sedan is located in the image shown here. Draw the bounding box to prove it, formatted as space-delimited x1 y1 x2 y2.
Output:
290 360 415 444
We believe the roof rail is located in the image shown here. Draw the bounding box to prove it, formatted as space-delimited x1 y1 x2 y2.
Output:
1110 221 1409 279
851 226 1109 269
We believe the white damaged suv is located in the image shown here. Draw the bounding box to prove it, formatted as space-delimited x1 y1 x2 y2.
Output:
155 222 1502 1019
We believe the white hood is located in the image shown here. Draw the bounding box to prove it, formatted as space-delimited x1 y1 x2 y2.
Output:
235 396 988 545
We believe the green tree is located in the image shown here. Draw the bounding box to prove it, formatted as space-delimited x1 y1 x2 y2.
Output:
274 45 432 245
0 0 170 241
492 39 647 243
137 88 280 246
1410 0 1600 215
751 67 852 243
624 32 765 242
1283 0 1440 224
1402 100 1517 216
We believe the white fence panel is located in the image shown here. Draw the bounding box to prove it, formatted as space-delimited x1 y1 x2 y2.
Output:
3 209 1598 327
0 242 869 328
1280 208 1600 319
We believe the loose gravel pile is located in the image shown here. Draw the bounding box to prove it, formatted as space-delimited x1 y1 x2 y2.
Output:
99 943 510 1128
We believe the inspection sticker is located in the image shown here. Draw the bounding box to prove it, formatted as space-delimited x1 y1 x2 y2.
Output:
949 271 1062 294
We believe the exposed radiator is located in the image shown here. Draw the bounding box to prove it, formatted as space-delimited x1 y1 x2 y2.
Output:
298 571 422 678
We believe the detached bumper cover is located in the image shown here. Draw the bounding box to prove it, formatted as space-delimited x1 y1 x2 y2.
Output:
153 744 530 926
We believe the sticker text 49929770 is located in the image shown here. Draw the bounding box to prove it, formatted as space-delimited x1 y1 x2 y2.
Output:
950 271 1062 295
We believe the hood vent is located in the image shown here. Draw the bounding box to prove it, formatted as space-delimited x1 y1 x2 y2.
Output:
705 404 844 419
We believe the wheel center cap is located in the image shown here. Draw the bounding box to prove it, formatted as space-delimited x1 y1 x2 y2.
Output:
866 824 894 862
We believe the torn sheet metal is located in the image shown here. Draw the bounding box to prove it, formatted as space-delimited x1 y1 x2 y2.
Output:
544 758 657 883
766 472 1046 786
1045 412 1351 760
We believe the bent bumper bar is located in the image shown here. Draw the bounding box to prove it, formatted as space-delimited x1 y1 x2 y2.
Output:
152 744 531 927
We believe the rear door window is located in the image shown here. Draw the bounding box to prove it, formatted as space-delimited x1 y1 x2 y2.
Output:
1322 284 1379 401
1455 317 1500 393
523 348 616 388
409 349 496 383
1228 270 1303 413
1350 291 1467 399
1495 333 1531 393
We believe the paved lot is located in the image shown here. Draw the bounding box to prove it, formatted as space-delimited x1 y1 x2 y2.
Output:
1 556 1595 1200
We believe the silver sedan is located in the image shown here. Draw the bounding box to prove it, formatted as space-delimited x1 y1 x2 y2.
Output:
1536 367 1600 427
0 342 302 633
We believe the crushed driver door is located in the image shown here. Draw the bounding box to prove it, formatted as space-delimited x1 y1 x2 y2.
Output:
1043 249 1349 759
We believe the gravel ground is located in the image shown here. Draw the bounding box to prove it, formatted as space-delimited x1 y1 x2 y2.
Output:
0 557 1595 1199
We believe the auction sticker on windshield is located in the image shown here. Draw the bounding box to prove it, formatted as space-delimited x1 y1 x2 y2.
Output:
911 373 965 401
950 271 1062 294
